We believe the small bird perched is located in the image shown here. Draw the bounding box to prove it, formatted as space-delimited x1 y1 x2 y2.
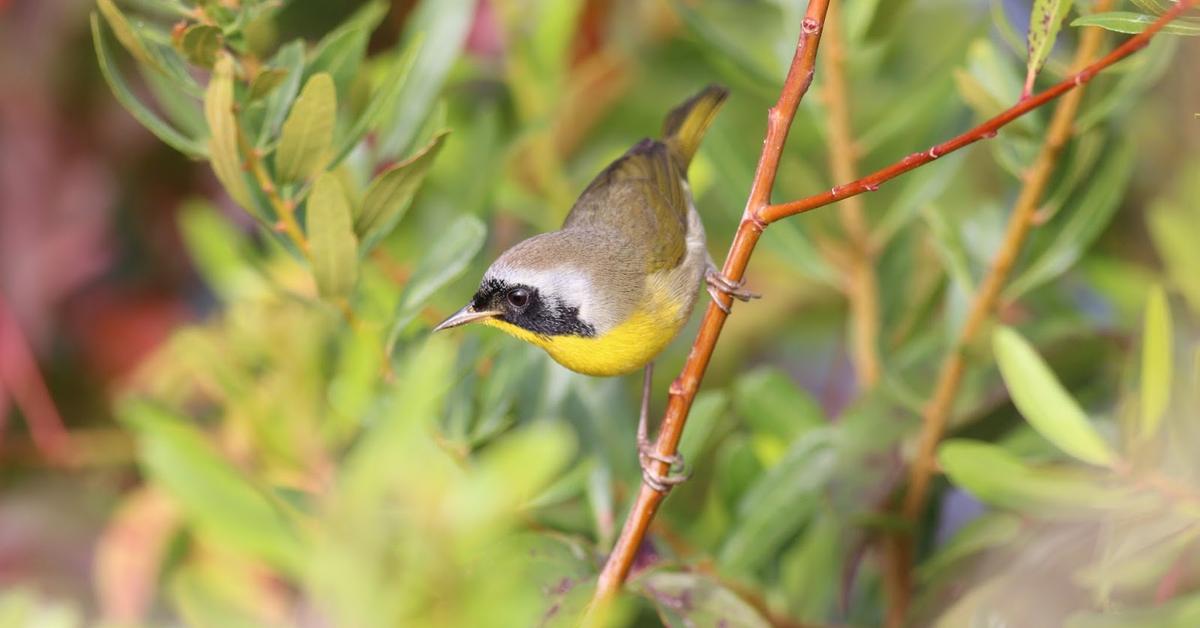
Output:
435 85 756 490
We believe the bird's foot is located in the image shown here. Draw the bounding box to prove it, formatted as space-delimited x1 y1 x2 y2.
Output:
705 267 760 314
636 363 689 493
637 439 690 493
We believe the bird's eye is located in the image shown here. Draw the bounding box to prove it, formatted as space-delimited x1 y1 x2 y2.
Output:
507 288 530 309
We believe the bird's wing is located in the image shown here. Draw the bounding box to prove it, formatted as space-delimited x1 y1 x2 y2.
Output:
563 140 689 273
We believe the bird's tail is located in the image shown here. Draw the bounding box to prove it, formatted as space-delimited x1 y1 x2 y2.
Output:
661 84 729 168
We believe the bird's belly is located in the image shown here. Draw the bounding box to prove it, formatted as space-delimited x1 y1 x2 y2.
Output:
483 296 686 377
541 303 686 376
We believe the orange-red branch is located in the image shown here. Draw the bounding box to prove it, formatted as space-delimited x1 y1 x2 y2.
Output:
758 0 1194 224
591 0 833 604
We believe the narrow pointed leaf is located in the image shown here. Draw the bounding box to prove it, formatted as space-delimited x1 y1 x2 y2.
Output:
938 439 1126 511
356 130 449 252
275 73 336 184
378 0 474 157
993 327 1116 466
329 32 424 167
255 41 305 147
120 401 304 575
96 0 160 72
1141 285 1172 437
92 13 206 158
1072 12 1200 36
306 173 359 300
203 55 255 210
386 215 486 349
305 1 388 96
1025 0 1076 96
1005 137 1135 300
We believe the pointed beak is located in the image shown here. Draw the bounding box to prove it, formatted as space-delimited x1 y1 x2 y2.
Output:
433 304 500 332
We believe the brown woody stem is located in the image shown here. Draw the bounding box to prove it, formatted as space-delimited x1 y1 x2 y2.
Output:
820 2 881 388
886 1 1120 623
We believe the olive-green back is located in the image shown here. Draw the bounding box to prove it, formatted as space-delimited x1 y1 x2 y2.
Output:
562 85 728 273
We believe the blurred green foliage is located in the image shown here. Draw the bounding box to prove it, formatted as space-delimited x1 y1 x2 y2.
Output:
54 0 1200 626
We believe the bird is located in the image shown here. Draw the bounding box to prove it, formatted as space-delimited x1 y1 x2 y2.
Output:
434 85 756 491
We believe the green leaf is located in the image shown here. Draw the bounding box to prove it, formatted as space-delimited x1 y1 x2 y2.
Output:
671 0 780 96
1004 137 1135 300
938 439 1127 512
255 41 305 147
873 152 964 246
733 367 825 444
305 1 388 97
356 130 449 253
633 572 770 628
179 24 222 68
120 401 304 574
1078 37 1177 133
719 430 835 575
780 512 842 620
993 327 1117 466
918 513 1022 582
96 0 159 72
1072 11 1200 36
204 55 256 211
954 39 1027 124
329 33 425 167
1025 0 1076 97
1149 198 1200 314
248 68 287 101
386 214 487 347
274 73 337 184
91 13 206 158
378 0 475 157
143 62 207 139
178 200 264 300
1141 285 1172 437
306 173 359 300
677 390 729 464
1066 593 1200 628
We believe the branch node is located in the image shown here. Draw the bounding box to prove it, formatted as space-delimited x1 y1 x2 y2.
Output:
744 211 768 233
802 17 821 34
864 182 880 192
668 377 686 398
927 146 942 159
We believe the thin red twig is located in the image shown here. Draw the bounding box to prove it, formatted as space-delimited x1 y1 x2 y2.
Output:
0 293 73 464
759 0 1193 223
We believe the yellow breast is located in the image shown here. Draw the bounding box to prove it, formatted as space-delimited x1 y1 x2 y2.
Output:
482 294 685 377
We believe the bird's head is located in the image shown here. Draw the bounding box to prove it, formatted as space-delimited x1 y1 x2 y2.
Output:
434 233 600 340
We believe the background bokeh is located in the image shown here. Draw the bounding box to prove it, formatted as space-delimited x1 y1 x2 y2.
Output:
1 0 1199 626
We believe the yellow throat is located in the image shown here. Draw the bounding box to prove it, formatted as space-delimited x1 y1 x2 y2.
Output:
482 292 684 377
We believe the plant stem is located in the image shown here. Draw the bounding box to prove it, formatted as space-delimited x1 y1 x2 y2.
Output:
820 2 881 388
591 0 1192 609
591 0 833 606
886 2 1118 624
236 125 308 255
758 0 1191 224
